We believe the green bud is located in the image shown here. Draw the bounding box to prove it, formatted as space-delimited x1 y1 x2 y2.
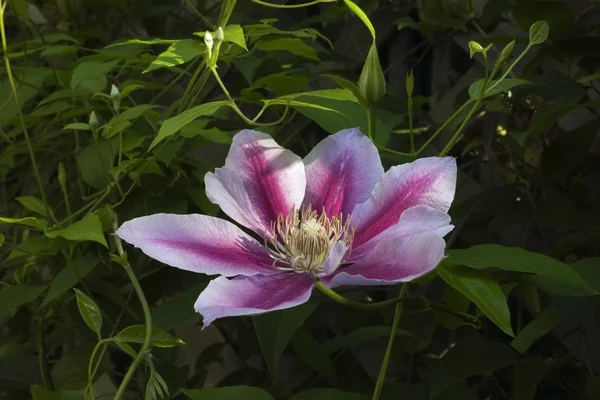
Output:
110 84 120 112
58 162 67 194
405 70 414 97
204 31 213 59
468 41 484 58
215 26 224 43
89 111 99 128
358 43 386 105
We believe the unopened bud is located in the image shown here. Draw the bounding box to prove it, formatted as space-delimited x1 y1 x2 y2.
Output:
215 26 224 43
204 31 213 58
110 84 120 112
89 111 99 128
358 43 386 105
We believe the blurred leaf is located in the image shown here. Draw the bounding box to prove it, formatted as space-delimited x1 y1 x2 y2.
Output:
290 389 367 400
73 289 102 336
63 123 91 131
42 255 100 307
430 332 520 398
468 78 529 99
114 325 185 347
183 386 273 400
254 301 319 380
511 357 546 400
51 343 96 390
438 264 513 336
30 385 84 400
511 305 560 354
291 328 337 386
150 101 229 150
322 325 414 354
144 39 207 73
107 38 177 47
46 214 107 247
0 216 48 231
15 196 49 217
76 138 118 189
0 283 46 318
71 60 120 94
151 283 207 330
256 38 320 61
446 245 591 291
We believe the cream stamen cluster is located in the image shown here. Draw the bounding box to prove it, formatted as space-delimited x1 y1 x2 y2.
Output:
265 206 353 274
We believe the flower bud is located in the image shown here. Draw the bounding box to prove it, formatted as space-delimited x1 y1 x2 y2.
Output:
110 84 120 112
89 111 99 128
204 31 213 59
358 43 386 105
215 26 224 43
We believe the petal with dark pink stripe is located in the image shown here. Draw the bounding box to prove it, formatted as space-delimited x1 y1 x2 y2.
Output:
206 130 306 237
328 233 446 288
303 128 383 217
195 273 315 326
351 205 453 261
351 157 456 248
116 213 275 277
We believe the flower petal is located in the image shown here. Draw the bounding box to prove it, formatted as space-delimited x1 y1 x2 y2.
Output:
351 206 453 261
117 213 275 277
195 273 314 326
351 157 456 248
303 128 383 216
205 130 306 237
328 233 446 288
319 241 349 277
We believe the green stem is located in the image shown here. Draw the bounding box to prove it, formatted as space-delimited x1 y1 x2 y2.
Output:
314 281 406 310
415 101 472 156
408 97 415 154
37 320 54 390
86 338 112 399
0 4 51 221
367 107 413 157
251 0 335 8
112 222 153 400
372 283 410 400
486 44 532 93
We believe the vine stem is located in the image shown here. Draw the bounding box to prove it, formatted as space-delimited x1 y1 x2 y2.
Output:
112 221 153 400
314 281 406 310
372 283 410 400
0 2 51 220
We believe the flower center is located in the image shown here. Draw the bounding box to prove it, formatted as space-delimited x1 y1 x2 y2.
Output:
265 206 353 275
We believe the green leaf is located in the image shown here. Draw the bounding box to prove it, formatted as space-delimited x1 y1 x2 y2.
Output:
151 283 207 330
529 20 549 45
0 283 46 318
291 328 337 386
430 332 520 398
76 138 118 190
438 264 514 336
63 123 91 131
107 38 177 47
322 74 366 106
70 60 120 94
50 343 96 390
183 386 274 400
144 39 207 73
15 196 49 217
0 233 4 247
30 385 84 400
290 389 367 400
322 325 414 354
511 305 561 354
150 101 229 150
445 244 592 291
223 24 248 50
265 88 359 104
512 357 547 400
342 0 376 39
73 288 103 336
114 325 185 347
42 255 100 307
254 301 319 380
256 38 320 61
0 216 48 230
46 214 107 247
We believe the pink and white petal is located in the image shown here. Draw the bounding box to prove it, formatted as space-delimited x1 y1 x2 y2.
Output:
328 233 446 288
117 213 276 277
351 157 457 248
205 168 266 237
195 273 315 326
318 241 349 277
351 206 453 261
303 128 383 217
206 129 306 236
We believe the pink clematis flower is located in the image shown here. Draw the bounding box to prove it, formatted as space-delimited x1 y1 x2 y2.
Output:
117 129 456 326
